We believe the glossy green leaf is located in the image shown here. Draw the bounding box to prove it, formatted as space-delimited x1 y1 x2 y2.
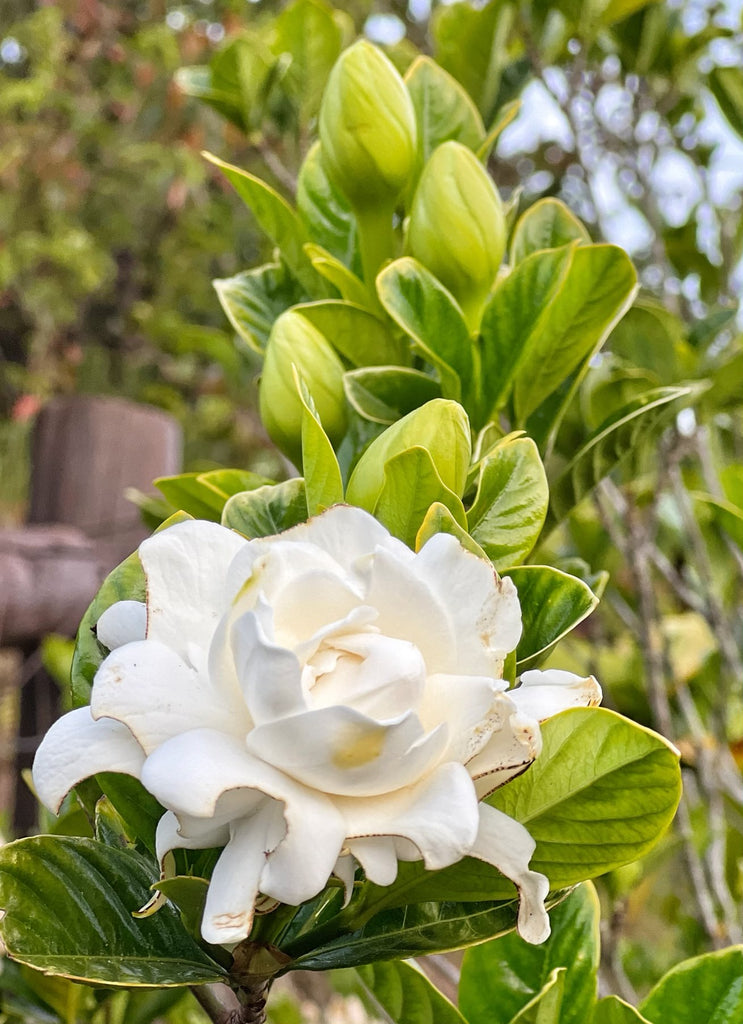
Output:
489 707 682 888
272 0 343 124
222 479 308 538
295 370 344 516
548 385 700 525
304 242 371 306
344 366 441 424
506 565 598 668
510 199 590 265
374 446 467 548
0 837 226 987
416 501 489 558
203 152 321 294
197 468 275 502
404 55 485 191
639 946 743 1024
460 883 599 1024
295 300 404 367
355 960 468 1024
154 472 224 521
709 66 743 140
297 142 358 271
214 263 305 354
593 996 652 1023
467 437 549 570
377 257 473 403
95 775 164 858
510 968 565 1024
155 877 209 940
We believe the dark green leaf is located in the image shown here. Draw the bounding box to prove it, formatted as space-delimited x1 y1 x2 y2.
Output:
709 66 743 140
222 479 308 538
639 946 743 1024
95 775 164 858
214 263 306 354
459 883 599 1024
355 960 468 1024
467 437 549 570
344 367 441 424
505 565 598 668
510 198 590 265
0 837 226 987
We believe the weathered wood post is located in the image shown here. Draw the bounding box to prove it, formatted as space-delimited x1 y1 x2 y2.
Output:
0 395 182 831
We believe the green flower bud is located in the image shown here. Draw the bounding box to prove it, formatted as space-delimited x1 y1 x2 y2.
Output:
319 40 417 213
346 398 471 512
406 140 506 331
260 311 347 467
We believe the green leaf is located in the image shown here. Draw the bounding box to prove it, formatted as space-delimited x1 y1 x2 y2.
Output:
476 99 521 160
404 55 485 191
639 946 743 1024
214 263 305 354
297 143 359 273
95 775 164 858
593 996 652 1023
505 566 598 668
510 199 590 265
459 883 599 1024
510 968 565 1024
175 36 272 133
0 837 226 987
377 257 473 403
197 468 275 502
154 473 227 521
489 708 682 889
304 242 372 306
222 479 308 538
416 501 490 559
272 0 343 125
344 367 441 424
599 0 661 26
295 300 404 367
709 66 743 140
548 385 701 525
155 877 209 940
203 152 322 295
693 493 743 549
295 369 344 516
467 437 549 571
373 446 467 548
354 960 468 1024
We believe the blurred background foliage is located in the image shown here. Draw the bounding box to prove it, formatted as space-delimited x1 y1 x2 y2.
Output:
1 0 743 1020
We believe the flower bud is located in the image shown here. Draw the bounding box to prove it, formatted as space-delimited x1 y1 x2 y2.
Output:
260 310 347 467
346 398 471 512
406 141 506 330
319 40 417 212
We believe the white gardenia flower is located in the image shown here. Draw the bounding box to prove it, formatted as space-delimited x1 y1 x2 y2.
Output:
33 505 600 947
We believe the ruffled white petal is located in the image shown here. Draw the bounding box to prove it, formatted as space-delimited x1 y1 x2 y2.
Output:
466 699 542 798
338 761 479 870
510 669 602 721
96 601 147 650
155 810 229 864
347 836 399 886
140 520 246 661
232 607 305 724
247 707 447 797
32 707 144 813
413 534 522 675
91 641 249 752
418 673 505 763
470 802 550 944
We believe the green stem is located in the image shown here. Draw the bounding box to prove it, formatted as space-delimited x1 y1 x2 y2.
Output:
355 203 396 297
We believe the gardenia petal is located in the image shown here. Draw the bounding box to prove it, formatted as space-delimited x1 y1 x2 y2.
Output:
231 608 306 725
96 601 146 650
509 669 602 720
140 520 246 662
347 836 399 886
470 802 551 945
418 672 506 763
32 707 144 813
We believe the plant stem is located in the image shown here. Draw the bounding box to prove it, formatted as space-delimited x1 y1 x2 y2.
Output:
191 981 272 1024
355 204 396 295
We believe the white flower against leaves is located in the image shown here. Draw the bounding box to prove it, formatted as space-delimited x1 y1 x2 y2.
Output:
33 506 600 947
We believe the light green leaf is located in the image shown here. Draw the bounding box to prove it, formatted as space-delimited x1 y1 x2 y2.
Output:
467 437 549 571
295 300 405 367
693 493 743 550
404 55 485 190
639 946 743 1024
476 99 520 160
548 385 701 526
510 198 590 265
459 884 599 1024
297 141 358 272
344 367 441 424
416 501 489 559
272 0 343 124
214 263 305 354
203 152 322 294
154 473 224 521
354 960 468 1024
222 479 308 538
709 66 743 140
599 0 662 26
0 837 226 987
176 35 272 133
489 707 682 889
373 446 467 548
295 369 344 516
377 257 473 403
197 468 275 502
304 242 371 306
154 877 210 940
505 565 598 668
593 996 652 1023
510 968 565 1024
